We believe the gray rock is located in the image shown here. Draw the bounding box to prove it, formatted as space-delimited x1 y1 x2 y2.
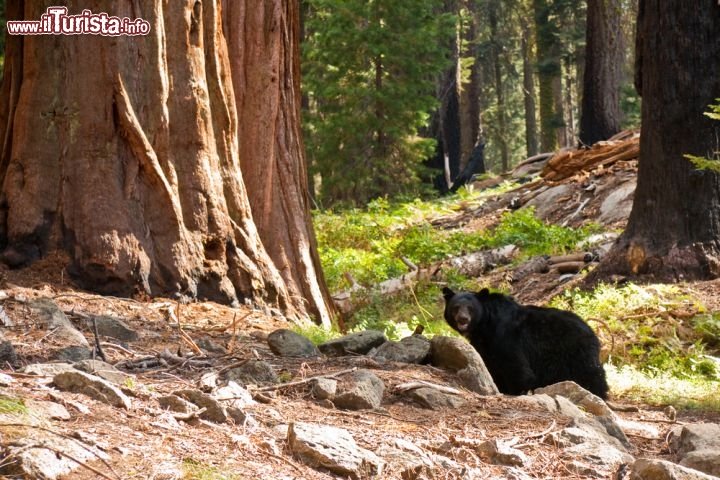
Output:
319 330 387 356
527 389 630 451
545 427 606 448
30 298 89 347
564 442 634 477
406 387 466 410
24 400 71 421
333 370 385 410
429 335 484 371
22 363 78 377
0 372 14 386
0 428 109 479
53 370 131 410
287 422 384 479
225 360 278 385
53 346 92 362
0 340 18 366
630 458 719 480
84 315 139 342
681 450 720 477
158 395 199 414
370 335 430 364
311 378 338 400
173 389 227 423
526 184 573 219
376 439 436 480
535 381 613 417
430 336 499 395
673 424 720 458
226 406 258 430
599 181 635 224
196 337 226 354
476 439 529 467
73 359 131 385
267 329 320 357
458 365 499 395
212 381 257 410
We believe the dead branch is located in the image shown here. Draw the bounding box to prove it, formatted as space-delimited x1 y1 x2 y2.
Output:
394 381 464 396
251 367 358 392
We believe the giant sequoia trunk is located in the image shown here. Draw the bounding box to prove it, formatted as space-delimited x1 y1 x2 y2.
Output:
595 0 720 280
222 1 335 326
579 0 624 146
0 1 326 321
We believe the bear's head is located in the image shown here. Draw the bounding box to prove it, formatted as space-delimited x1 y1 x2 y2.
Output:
442 287 490 335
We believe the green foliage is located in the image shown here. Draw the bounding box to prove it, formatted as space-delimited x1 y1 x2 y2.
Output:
182 459 239 480
550 283 719 381
291 322 342 345
0 395 28 415
685 100 720 171
315 185 596 291
303 0 455 206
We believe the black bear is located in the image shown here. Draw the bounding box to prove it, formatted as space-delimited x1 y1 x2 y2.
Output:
442 287 609 399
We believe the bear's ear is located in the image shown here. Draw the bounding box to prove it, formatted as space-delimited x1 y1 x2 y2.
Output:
475 288 490 298
442 287 455 300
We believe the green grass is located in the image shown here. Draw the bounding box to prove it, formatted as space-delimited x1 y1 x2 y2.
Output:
315 188 600 292
182 460 240 480
550 283 719 383
0 395 29 416
607 364 720 411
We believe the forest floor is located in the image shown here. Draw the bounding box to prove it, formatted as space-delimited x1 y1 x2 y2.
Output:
1 149 720 479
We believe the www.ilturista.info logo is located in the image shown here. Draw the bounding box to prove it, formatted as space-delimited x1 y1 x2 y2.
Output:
7 7 150 36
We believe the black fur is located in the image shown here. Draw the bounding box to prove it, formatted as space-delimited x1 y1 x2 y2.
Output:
442 287 609 399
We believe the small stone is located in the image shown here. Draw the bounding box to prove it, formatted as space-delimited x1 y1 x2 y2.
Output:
0 372 14 386
74 359 131 385
457 365 499 395
25 399 71 421
535 381 613 417
85 315 139 342
371 335 430 364
0 340 18 366
225 360 278 385
405 387 466 410
630 458 718 480
311 378 338 400
213 381 257 410
196 337 227 355
318 330 387 356
267 329 320 357
30 298 89 347
173 389 227 423
157 395 199 414
288 422 384 479
20 363 77 377
333 370 385 410
226 407 258 430
53 370 132 410
476 439 529 467
54 346 93 362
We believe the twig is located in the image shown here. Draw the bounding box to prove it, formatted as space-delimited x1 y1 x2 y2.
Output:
252 367 358 392
92 316 107 362
168 303 203 356
99 342 137 357
217 359 251 376
394 381 464 396
173 407 207 422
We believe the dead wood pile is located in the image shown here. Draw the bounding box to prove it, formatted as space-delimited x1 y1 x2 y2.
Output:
541 130 639 182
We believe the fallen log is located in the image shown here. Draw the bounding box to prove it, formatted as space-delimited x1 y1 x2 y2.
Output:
332 245 519 315
547 252 595 264
541 132 640 181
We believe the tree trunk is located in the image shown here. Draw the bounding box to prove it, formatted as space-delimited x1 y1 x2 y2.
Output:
223 0 335 326
534 0 561 152
459 1 482 169
488 4 509 172
594 0 720 281
579 0 624 146
0 1 308 318
521 23 539 158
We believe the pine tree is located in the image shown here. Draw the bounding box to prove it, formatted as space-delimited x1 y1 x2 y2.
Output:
303 0 454 206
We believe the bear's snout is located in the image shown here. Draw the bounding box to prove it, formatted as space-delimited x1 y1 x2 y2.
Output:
454 308 472 332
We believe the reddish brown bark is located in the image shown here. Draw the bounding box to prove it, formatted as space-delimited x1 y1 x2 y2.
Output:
0 1 311 318
222 0 335 326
